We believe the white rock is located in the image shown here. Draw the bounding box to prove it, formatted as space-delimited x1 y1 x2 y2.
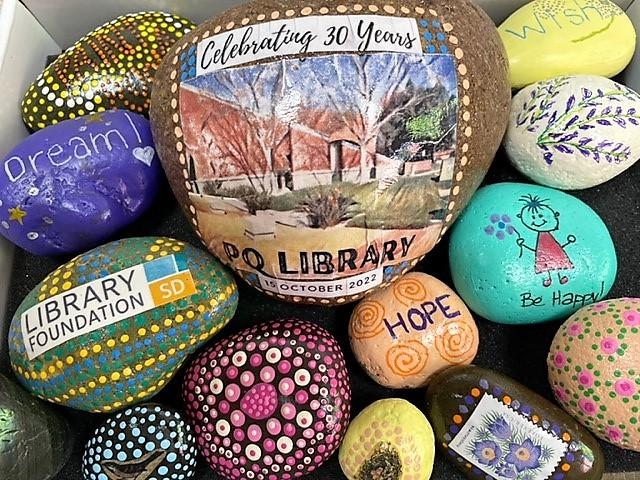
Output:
504 75 640 190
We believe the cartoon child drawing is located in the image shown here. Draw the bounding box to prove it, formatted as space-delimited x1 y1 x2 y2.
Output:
516 195 576 287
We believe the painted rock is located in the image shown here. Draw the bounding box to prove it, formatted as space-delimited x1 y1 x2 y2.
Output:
82 403 198 480
22 12 195 131
449 183 617 324
0 110 162 256
182 319 351 479
339 398 434 480
8 236 238 413
548 298 640 452
349 271 478 388
150 0 511 305
426 365 605 480
505 75 640 190
498 0 636 89
0 372 73 480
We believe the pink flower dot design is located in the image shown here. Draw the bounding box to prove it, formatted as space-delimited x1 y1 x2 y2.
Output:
182 320 351 480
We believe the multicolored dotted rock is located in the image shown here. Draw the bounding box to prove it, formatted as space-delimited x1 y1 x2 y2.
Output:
22 11 195 131
0 111 162 255
548 298 640 452
426 365 605 480
182 319 351 480
339 398 435 480
8 237 238 413
349 272 478 389
82 404 197 480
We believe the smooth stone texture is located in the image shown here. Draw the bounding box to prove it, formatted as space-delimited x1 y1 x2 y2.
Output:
82 403 197 480
0 110 162 256
21 12 194 131
426 365 605 480
150 0 511 305
499 0 636 88
549 298 640 452
449 182 617 324
349 271 478 389
339 398 435 480
505 75 640 190
8 236 238 412
0 372 73 480
182 319 351 480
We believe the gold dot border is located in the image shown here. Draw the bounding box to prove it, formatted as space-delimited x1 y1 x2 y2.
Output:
167 4 470 303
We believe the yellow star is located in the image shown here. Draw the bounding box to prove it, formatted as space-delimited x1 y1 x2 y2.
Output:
8 206 27 225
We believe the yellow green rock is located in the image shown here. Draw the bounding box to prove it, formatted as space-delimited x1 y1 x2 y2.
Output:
499 0 636 88
339 398 435 480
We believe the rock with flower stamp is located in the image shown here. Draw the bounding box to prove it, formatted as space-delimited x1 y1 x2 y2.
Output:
425 365 605 480
505 76 640 190
449 182 617 324
82 403 198 480
349 271 478 389
182 319 351 480
548 298 640 452
150 0 511 305
8 236 238 413
0 111 163 256
498 0 636 88
339 398 435 480
22 12 195 131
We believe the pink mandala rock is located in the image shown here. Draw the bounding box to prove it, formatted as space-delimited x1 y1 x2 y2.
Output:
183 320 351 480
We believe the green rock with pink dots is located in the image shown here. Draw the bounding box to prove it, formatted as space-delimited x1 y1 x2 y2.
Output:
548 298 640 452
449 183 617 324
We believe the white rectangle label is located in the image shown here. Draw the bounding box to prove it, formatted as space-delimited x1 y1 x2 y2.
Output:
257 268 383 298
21 255 196 359
196 15 421 76
449 394 568 480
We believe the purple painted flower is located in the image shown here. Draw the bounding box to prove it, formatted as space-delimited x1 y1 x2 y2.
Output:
484 213 516 240
488 417 512 440
473 440 502 466
505 439 542 472
496 462 518 478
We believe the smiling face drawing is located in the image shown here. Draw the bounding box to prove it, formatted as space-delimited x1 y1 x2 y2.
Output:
517 196 559 233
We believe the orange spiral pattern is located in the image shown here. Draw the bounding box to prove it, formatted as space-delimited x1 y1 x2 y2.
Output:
393 277 427 306
350 300 385 339
386 340 429 377
435 320 476 364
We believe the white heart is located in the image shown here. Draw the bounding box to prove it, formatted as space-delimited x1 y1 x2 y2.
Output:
133 146 155 166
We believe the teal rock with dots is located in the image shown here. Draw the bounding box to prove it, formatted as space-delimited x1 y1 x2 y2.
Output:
449 183 617 324
82 403 197 480
8 236 238 413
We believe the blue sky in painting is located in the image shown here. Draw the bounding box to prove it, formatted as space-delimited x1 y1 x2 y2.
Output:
184 52 457 113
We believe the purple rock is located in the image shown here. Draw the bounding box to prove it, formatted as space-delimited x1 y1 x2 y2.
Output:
0 110 161 255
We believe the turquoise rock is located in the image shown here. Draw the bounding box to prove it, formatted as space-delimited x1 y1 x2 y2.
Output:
449 183 617 324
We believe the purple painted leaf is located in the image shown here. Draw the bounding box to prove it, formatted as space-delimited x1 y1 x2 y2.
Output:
546 111 558 127
579 137 592 146
593 151 600 162
597 89 605 97
527 126 537 132
629 118 639 125
540 144 550 151
565 95 576 112
530 90 536 99
596 119 612 126
549 132 564 138
598 140 613 148
554 144 574 154
586 108 596 119
582 88 592 100
604 154 612 163
628 108 636 115
577 147 591 156
565 115 580 128
614 118 626 127
616 106 623 115
612 143 623 152
543 152 554 165
579 125 596 130
559 132 578 142
602 106 612 115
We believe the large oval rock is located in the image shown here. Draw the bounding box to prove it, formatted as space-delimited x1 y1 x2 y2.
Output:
22 12 195 131
349 271 478 389
426 365 605 480
449 183 617 324
498 0 636 88
339 398 435 480
150 0 511 305
505 75 640 190
183 319 351 479
0 372 73 480
8 236 238 413
0 111 162 256
548 298 640 452
82 403 198 480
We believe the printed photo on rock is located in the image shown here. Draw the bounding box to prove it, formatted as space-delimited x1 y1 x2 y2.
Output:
179 52 457 295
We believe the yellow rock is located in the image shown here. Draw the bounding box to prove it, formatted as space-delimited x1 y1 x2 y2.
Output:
499 0 636 88
339 398 435 480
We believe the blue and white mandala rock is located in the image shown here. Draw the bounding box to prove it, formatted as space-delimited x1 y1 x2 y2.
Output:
82 404 197 480
504 75 640 190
